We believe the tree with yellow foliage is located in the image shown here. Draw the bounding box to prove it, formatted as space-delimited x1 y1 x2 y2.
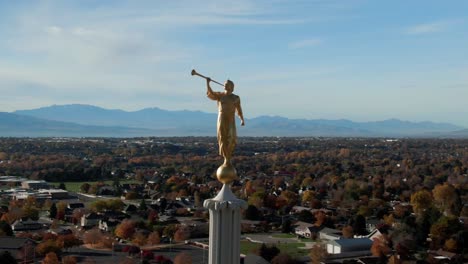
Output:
410 190 432 217
432 183 458 216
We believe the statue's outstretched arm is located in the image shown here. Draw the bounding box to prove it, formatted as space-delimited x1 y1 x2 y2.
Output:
206 79 222 101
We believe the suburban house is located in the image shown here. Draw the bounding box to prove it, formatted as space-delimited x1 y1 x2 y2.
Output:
366 228 383 240
67 202 85 210
123 204 138 214
241 220 263 233
327 238 373 256
0 237 36 263
11 219 44 232
81 212 102 228
319 227 342 241
99 219 120 232
294 221 324 239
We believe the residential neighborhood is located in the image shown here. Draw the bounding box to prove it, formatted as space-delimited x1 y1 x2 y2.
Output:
0 137 466 263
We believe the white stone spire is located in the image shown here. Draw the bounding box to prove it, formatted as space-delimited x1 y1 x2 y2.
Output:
204 184 247 264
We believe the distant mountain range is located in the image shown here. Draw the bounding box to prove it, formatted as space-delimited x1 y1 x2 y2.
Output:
0 104 463 137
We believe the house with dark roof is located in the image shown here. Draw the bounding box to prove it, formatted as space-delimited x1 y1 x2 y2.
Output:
67 202 85 210
294 221 326 239
81 212 102 228
123 204 138 214
0 237 36 263
102 210 129 220
11 219 44 232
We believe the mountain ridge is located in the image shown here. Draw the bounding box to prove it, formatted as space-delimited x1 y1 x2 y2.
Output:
8 104 467 137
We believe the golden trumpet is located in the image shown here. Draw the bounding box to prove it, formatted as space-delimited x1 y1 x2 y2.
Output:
191 69 225 87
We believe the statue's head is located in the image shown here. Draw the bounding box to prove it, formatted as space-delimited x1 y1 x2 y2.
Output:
224 80 234 93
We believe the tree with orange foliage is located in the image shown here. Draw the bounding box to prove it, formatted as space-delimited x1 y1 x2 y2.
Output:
147 231 160 245
371 235 391 261
444 238 457 252
57 234 82 249
244 180 255 197
115 219 136 239
83 228 103 245
342 226 354 238
148 210 159 224
132 232 147 246
309 243 327 264
273 177 284 189
314 210 326 227
173 252 192 264
174 226 190 242
280 190 298 208
1 206 24 224
62 255 77 264
271 253 298 264
42 252 60 264
36 239 62 256
387 255 402 264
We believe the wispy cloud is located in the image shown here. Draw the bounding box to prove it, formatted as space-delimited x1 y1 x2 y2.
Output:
404 20 460 35
288 38 323 49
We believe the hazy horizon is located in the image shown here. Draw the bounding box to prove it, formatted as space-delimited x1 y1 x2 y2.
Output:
9 103 467 128
1 1 467 126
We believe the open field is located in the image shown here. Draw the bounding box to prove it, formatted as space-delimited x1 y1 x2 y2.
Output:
50 180 140 193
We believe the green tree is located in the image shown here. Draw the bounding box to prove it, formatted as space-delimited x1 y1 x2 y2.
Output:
352 215 367 236
282 219 292 233
0 251 17 264
139 199 147 211
245 205 260 221
80 183 90 193
255 244 280 262
49 203 57 219
430 216 463 248
0 221 13 236
298 210 314 223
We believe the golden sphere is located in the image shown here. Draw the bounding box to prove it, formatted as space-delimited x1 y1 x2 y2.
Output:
216 163 237 184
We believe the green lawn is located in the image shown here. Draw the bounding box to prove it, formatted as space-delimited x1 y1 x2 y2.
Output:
240 240 309 258
271 233 296 239
50 180 140 192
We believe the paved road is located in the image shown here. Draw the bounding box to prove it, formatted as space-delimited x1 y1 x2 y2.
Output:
64 244 208 264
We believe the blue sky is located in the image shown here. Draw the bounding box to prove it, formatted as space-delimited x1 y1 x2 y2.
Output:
1 0 467 126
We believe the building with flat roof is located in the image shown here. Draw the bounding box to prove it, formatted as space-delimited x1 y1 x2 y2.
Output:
0 176 28 187
38 189 69 199
327 238 372 255
21 180 49 190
